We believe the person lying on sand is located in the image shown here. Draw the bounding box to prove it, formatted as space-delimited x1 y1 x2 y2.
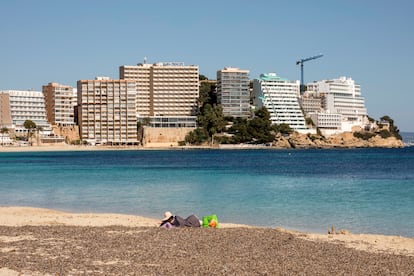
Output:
159 211 201 228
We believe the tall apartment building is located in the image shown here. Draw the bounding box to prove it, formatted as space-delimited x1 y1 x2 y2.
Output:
120 62 199 127
77 78 138 145
42 82 75 126
0 93 12 127
216 67 250 118
253 73 307 131
306 76 368 131
0 90 51 134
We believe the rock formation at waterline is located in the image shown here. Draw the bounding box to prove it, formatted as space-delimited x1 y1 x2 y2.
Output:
272 131 404 149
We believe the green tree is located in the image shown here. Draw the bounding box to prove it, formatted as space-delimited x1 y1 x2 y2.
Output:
228 107 275 144
197 104 226 144
380 115 402 140
273 123 293 135
228 118 251 143
199 74 208 81
247 107 275 143
184 128 209 145
23 120 36 144
142 117 151 126
305 117 314 127
198 81 217 108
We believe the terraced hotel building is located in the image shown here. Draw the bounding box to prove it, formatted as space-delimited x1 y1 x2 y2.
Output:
253 73 307 131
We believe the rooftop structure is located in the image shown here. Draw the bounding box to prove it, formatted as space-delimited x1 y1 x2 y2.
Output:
253 73 307 130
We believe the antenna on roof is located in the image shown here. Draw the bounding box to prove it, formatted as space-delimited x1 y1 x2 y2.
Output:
144 57 147 64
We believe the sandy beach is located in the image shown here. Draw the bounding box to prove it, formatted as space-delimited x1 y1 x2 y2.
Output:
0 145 145 153
1 207 413 275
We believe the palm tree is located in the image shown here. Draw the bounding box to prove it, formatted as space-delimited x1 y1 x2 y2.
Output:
23 120 36 146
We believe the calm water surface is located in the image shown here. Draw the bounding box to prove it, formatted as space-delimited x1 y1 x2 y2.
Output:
0 147 413 237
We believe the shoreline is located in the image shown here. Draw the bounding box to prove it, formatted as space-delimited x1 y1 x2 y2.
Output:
0 143 411 153
1 206 413 257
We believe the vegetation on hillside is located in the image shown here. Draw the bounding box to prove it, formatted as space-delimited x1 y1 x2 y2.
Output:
379 115 402 140
353 115 402 140
183 76 293 145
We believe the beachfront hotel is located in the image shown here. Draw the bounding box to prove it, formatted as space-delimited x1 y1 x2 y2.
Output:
306 76 368 132
0 90 52 134
77 77 138 145
253 73 307 131
216 67 250 118
120 61 199 128
42 82 76 126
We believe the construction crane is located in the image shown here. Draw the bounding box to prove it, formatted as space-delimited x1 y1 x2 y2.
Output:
296 54 323 94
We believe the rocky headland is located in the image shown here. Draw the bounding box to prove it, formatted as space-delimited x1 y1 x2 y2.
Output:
272 131 404 149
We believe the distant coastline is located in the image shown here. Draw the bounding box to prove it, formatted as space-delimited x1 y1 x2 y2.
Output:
1 131 411 153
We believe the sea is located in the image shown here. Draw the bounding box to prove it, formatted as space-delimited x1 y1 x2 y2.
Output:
1 143 414 237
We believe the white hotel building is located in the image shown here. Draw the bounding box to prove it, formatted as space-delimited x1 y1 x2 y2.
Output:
306 77 368 132
253 73 307 131
0 90 51 134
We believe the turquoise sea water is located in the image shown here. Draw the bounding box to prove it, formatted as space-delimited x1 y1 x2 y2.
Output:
1 147 414 237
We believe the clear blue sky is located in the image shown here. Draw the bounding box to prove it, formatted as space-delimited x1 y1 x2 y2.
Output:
1 0 413 131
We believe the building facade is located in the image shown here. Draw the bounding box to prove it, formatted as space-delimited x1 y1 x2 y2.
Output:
120 62 199 127
306 77 368 131
0 92 12 128
253 73 307 131
299 91 323 114
77 78 138 145
0 90 51 134
309 112 342 129
216 67 250 118
42 82 75 126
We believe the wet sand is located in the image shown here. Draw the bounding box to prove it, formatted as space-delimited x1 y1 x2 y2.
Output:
0 207 413 275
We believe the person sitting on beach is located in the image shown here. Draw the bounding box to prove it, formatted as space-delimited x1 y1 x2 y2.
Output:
159 211 201 228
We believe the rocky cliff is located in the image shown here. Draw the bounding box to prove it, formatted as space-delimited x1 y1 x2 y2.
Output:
272 131 404 149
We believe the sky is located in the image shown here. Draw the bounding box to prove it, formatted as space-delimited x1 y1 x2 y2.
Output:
1 0 413 131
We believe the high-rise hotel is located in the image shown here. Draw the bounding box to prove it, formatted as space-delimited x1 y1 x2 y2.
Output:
253 73 307 131
77 77 138 145
217 67 250 118
120 62 199 127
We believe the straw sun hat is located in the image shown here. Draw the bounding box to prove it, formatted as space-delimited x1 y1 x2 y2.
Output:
162 211 173 222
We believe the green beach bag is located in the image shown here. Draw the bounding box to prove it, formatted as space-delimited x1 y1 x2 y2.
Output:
202 214 219 228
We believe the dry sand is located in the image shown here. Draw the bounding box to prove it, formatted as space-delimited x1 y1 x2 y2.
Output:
1 207 413 275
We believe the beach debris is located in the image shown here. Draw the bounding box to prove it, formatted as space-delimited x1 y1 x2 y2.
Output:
328 224 350 235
